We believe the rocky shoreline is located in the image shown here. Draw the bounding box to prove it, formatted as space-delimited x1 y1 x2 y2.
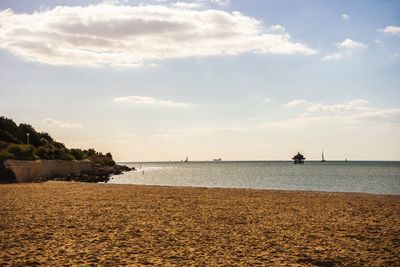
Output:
32 163 135 183
65 163 134 183
0 159 135 184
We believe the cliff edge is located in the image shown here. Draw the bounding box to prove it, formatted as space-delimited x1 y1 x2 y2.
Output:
0 116 134 183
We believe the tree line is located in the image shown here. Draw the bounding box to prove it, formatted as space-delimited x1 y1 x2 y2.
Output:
0 116 113 164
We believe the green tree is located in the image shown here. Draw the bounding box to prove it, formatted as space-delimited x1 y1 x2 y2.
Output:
69 148 87 160
0 129 20 143
0 116 21 142
18 124 41 147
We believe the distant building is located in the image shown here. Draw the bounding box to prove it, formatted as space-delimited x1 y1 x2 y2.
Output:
292 152 305 164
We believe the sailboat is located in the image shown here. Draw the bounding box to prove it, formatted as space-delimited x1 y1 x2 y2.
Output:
321 150 326 163
184 156 188 163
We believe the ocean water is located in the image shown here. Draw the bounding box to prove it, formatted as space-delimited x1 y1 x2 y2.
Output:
110 161 400 195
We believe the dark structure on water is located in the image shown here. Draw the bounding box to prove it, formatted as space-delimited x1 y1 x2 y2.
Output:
321 150 326 163
292 152 305 164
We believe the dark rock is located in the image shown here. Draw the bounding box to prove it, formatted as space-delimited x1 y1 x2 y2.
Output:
0 161 16 183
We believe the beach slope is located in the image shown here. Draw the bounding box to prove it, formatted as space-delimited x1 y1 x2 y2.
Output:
0 182 399 266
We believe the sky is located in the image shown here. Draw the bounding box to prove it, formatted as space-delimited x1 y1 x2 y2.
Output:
0 0 399 161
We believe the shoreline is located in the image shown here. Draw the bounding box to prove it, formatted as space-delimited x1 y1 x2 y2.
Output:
108 181 400 196
1 181 399 266
3 180 400 197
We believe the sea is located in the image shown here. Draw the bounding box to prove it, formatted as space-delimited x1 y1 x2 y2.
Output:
110 161 400 195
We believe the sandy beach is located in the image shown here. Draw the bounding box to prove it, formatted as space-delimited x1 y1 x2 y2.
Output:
0 182 399 266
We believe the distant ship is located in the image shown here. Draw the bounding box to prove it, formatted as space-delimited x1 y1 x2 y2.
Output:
213 158 222 162
321 150 326 163
183 156 188 163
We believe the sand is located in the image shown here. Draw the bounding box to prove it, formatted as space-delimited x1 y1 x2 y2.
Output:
0 182 399 266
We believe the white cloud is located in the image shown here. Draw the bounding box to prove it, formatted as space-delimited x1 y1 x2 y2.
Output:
323 38 366 61
43 118 83 128
352 108 400 120
172 2 203 9
341 14 350 20
114 133 138 139
262 99 400 130
337 38 366 49
379 26 400 34
284 99 309 108
348 99 368 106
305 99 372 113
260 116 329 130
269 24 285 33
153 126 248 138
205 0 231 6
0 4 316 68
322 52 344 61
264 98 271 103
113 96 189 107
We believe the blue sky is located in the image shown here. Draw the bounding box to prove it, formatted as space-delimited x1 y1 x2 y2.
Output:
0 0 399 161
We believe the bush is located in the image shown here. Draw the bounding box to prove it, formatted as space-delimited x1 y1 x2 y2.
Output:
0 129 20 144
34 146 50 160
52 148 75 160
0 141 13 161
0 141 9 150
0 150 14 161
53 142 66 149
7 144 36 160
60 149 75 161
69 148 87 160
86 148 97 157
38 132 54 145
92 154 115 166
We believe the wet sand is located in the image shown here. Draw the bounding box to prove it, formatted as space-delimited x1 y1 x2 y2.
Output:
0 182 399 266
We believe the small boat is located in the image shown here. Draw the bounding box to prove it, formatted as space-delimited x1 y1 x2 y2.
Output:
183 156 188 163
321 150 326 163
213 158 222 162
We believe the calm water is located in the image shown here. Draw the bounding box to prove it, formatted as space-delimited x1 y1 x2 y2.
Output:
110 161 400 195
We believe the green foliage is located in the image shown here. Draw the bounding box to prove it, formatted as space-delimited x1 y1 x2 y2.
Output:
0 141 12 161
69 148 87 160
34 146 50 160
0 141 10 150
0 129 21 144
0 116 116 163
52 148 75 160
18 123 42 147
7 144 36 160
86 148 97 157
53 141 66 150
0 117 21 142
38 132 54 144
0 150 14 161
92 152 115 166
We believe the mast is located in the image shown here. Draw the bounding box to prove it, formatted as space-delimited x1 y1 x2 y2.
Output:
321 150 326 162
